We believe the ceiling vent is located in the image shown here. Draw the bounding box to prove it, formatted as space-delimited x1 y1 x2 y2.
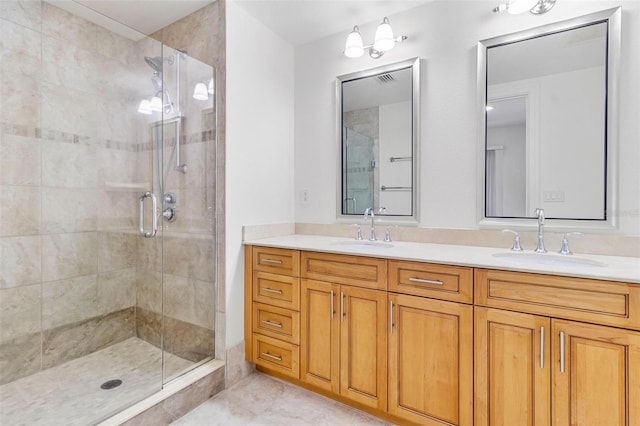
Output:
376 73 396 84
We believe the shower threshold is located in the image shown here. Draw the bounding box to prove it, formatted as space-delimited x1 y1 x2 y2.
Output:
0 338 194 426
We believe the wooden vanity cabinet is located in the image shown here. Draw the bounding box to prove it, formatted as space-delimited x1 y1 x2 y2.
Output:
475 269 640 426
300 251 388 411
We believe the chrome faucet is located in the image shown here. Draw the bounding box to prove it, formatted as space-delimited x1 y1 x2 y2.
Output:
364 207 377 241
534 208 547 253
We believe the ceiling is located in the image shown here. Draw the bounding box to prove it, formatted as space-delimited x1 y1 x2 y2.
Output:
49 0 431 44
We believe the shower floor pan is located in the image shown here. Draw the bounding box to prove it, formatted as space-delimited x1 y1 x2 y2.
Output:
0 337 193 426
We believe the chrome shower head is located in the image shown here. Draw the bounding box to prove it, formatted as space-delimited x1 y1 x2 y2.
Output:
144 56 163 73
151 75 163 93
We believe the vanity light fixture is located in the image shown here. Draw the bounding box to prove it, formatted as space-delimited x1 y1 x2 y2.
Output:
137 99 152 115
207 77 214 95
493 0 556 14
193 82 208 100
344 17 407 59
149 95 163 112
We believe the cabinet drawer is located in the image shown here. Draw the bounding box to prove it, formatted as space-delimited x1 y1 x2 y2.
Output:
253 272 300 310
388 260 473 303
252 302 300 344
252 334 299 379
475 269 640 330
301 251 387 290
253 246 300 276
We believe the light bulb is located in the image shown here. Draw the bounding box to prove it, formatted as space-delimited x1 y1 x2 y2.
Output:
373 17 395 52
344 26 364 58
138 99 152 115
193 83 208 100
150 96 162 112
507 0 539 14
208 78 214 94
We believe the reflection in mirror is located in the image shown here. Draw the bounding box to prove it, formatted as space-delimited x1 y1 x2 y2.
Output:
337 58 419 221
479 8 620 228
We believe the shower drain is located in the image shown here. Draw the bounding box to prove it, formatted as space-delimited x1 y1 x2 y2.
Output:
100 379 123 390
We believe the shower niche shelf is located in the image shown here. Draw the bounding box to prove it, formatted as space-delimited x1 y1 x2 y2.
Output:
104 182 151 192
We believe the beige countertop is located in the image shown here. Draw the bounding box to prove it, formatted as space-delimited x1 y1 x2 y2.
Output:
244 234 640 284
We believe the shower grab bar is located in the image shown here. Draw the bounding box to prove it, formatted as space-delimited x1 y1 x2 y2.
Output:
138 192 158 238
381 185 412 191
389 156 412 162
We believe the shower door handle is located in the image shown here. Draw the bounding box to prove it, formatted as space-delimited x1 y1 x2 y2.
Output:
139 192 158 238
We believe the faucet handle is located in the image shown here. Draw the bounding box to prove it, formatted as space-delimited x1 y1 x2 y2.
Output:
383 226 392 242
354 224 363 241
559 232 583 255
502 229 523 252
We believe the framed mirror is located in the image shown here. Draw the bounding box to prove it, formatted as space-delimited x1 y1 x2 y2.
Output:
337 58 420 223
477 8 620 230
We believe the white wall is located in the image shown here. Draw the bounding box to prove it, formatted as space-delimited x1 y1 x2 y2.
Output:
293 0 640 234
226 0 295 347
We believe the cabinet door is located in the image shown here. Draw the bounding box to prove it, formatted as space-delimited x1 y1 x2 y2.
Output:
552 320 640 426
475 307 550 426
340 286 388 411
300 279 340 393
389 293 473 425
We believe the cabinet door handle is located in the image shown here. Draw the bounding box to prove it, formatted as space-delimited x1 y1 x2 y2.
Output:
408 277 443 286
262 288 283 294
261 320 282 328
559 331 565 373
540 326 545 369
340 291 345 322
261 352 282 362
330 290 334 320
389 300 394 334
262 258 282 265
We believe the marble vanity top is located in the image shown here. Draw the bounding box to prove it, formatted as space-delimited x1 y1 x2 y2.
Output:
244 234 640 284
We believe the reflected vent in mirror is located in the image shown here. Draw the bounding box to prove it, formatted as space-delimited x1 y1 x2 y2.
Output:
376 73 396 84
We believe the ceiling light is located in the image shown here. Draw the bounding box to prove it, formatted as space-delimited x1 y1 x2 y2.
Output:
344 26 364 58
138 99 152 115
493 0 556 14
208 78 214 95
486 105 495 111
193 82 208 100
344 18 407 60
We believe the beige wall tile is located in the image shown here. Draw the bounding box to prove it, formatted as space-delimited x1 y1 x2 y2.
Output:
163 235 214 282
42 187 97 233
42 140 97 187
0 284 41 344
41 82 96 137
0 332 42 385
0 0 42 31
42 274 98 329
97 191 138 231
0 72 41 130
41 2 97 52
136 269 162 314
163 273 214 330
42 35 96 94
42 232 98 281
0 20 41 78
1 185 41 236
98 231 136 272
0 235 41 288
98 268 136 315
0 134 41 186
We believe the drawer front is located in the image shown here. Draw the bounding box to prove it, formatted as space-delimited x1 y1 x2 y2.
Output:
252 302 300 344
253 246 300 276
252 334 300 379
475 269 640 330
253 272 300 310
301 251 387 290
388 260 473 303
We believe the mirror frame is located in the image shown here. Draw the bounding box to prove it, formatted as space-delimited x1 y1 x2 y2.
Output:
477 8 621 232
336 57 421 224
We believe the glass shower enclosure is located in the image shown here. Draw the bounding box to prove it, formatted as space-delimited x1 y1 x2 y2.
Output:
0 2 216 424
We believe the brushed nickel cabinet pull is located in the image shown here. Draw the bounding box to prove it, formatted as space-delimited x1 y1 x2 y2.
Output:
330 290 334 320
389 300 394 334
340 292 345 322
261 352 282 362
540 326 545 369
408 277 444 286
262 258 282 265
262 288 283 295
560 331 565 373
262 320 282 328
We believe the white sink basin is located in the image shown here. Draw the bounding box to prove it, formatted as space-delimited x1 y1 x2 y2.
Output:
493 252 606 268
331 240 394 249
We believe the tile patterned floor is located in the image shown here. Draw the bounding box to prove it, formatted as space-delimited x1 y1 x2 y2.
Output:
172 373 394 425
0 337 193 426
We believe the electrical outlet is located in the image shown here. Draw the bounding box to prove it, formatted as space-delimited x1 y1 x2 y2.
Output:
301 189 310 205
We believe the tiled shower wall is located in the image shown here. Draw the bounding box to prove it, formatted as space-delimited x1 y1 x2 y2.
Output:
0 0 221 384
